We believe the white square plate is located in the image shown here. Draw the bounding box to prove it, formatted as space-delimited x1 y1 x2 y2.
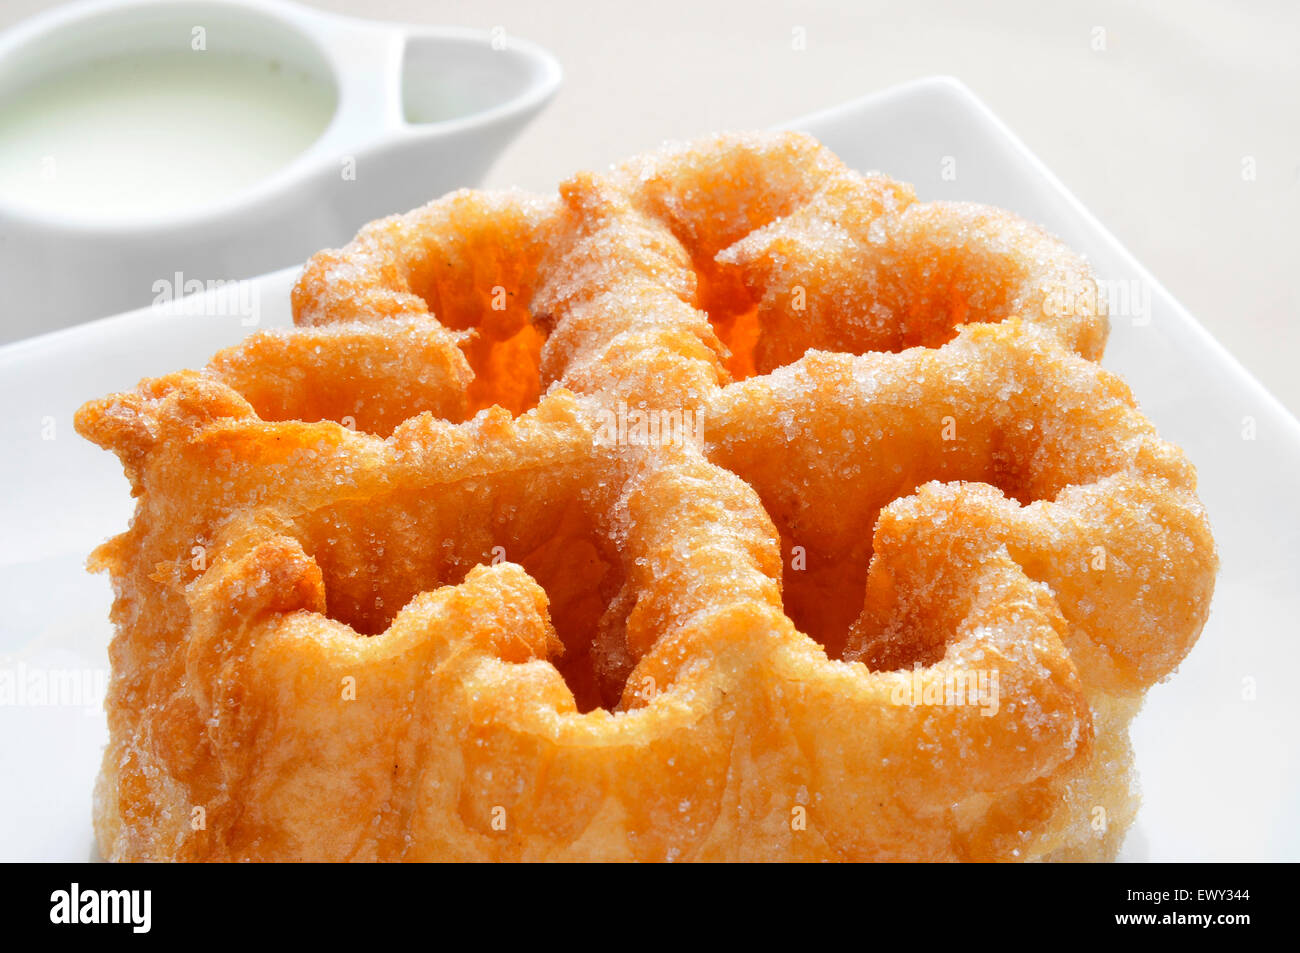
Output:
2 77 1296 862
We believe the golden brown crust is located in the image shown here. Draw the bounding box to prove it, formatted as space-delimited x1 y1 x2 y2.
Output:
78 132 1214 862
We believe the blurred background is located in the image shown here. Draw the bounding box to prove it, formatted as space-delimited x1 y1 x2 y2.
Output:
2 0 1296 415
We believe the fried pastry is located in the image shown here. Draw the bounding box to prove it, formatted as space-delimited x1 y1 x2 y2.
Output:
78 132 1215 861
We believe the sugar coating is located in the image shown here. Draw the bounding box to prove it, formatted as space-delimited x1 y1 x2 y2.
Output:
77 132 1215 862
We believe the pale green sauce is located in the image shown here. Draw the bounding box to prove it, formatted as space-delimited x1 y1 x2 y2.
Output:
0 51 335 218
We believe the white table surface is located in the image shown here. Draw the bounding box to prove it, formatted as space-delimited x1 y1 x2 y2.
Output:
3 0 1297 419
